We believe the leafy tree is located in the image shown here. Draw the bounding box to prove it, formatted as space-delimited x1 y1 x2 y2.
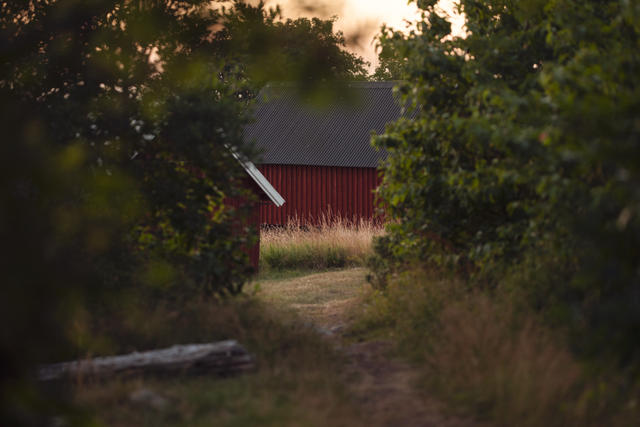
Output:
211 0 369 93
0 1 253 423
0 0 369 423
372 0 640 364
3 0 256 294
372 25 408 81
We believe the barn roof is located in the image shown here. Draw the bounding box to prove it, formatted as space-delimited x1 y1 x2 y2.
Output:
244 82 411 168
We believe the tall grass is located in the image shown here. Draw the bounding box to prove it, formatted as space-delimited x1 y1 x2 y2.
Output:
260 215 384 272
352 269 640 426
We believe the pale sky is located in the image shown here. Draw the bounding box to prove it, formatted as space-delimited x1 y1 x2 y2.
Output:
259 0 465 69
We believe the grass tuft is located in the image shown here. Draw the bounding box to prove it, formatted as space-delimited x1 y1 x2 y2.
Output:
260 215 383 272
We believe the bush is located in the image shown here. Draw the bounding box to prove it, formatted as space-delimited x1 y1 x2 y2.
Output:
373 0 640 366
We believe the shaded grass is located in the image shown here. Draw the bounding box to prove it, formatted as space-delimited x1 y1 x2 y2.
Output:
56 296 364 426
351 269 640 427
260 216 383 272
255 267 343 282
75 367 359 427
258 268 366 306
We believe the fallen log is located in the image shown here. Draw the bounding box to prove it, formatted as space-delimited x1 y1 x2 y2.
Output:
37 340 254 382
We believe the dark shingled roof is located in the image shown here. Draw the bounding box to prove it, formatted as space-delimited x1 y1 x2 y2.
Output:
244 82 410 168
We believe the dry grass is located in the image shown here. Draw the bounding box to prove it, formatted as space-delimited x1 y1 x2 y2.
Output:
351 269 640 427
260 215 384 271
430 295 585 426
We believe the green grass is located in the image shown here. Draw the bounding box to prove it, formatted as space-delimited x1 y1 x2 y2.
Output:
256 268 368 327
255 267 345 282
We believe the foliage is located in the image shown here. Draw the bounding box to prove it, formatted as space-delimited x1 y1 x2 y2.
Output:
371 25 409 81
212 0 369 94
372 0 640 365
0 1 252 423
0 0 369 424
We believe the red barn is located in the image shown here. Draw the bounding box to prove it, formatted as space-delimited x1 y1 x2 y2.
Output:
244 82 408 225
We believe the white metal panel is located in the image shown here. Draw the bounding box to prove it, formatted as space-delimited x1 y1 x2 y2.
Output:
229 148 285 207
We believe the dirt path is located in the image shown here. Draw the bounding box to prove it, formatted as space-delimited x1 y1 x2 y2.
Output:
258 268 480 427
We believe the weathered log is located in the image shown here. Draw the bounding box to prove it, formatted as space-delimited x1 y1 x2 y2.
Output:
37 340 254 382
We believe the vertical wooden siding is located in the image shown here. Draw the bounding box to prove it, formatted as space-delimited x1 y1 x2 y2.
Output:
226 197 261 271
258 164 382 225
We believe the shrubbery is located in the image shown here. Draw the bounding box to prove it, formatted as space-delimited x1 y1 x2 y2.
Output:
372 0 640 367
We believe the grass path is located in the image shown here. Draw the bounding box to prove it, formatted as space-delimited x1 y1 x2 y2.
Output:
257 268 366 329
257 268 481 427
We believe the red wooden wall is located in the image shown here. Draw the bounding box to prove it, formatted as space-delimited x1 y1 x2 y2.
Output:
258 164 382 225
226 196 260 271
